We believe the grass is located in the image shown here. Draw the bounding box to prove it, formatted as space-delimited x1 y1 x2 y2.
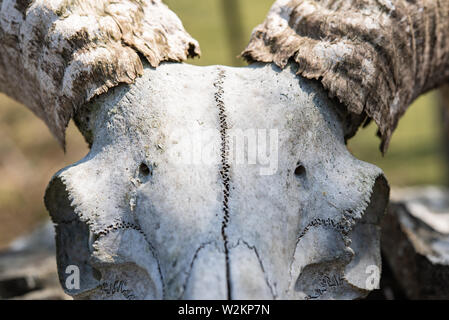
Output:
0 0 446 247
164 0 274 67
0 96 88 249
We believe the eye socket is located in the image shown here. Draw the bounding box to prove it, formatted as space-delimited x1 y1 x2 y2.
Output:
294 163 306 176
139 163 151 176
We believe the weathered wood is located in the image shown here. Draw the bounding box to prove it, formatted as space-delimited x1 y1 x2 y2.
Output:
0 221 69 300
242 0 449 153
0 0 200 147
382 187 449 299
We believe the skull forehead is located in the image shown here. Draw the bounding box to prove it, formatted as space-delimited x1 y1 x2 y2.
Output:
47 62 387 299
90 63 344 150
83 62 380 226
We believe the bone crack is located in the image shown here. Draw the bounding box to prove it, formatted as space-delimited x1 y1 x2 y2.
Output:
214 68 233 300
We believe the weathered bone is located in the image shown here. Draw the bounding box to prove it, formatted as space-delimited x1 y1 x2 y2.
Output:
44 62 389 300
9 0 449 301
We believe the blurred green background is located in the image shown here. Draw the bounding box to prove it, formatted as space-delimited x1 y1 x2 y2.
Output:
0 0 446 248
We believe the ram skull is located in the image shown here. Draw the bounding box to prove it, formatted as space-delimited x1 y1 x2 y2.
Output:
45 63 389 300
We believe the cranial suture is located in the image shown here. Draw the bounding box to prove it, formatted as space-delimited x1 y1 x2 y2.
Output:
45 63 389 299
2 0 448 300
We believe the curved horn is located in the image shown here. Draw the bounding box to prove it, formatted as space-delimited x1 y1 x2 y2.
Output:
0 0 200 147
242 0 449 152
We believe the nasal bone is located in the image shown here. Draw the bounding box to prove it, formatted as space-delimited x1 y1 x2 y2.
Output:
182 243 274 300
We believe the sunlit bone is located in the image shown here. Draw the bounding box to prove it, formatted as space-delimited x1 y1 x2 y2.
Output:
45 62 389 300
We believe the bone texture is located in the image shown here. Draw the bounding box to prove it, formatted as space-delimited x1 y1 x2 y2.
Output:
0 0 200 147
242 0 449 152
44 62 389 300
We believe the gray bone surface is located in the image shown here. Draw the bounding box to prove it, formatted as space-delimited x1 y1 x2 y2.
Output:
45 62 389 300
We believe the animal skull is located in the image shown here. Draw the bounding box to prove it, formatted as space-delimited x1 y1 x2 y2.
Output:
44 62 389 300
